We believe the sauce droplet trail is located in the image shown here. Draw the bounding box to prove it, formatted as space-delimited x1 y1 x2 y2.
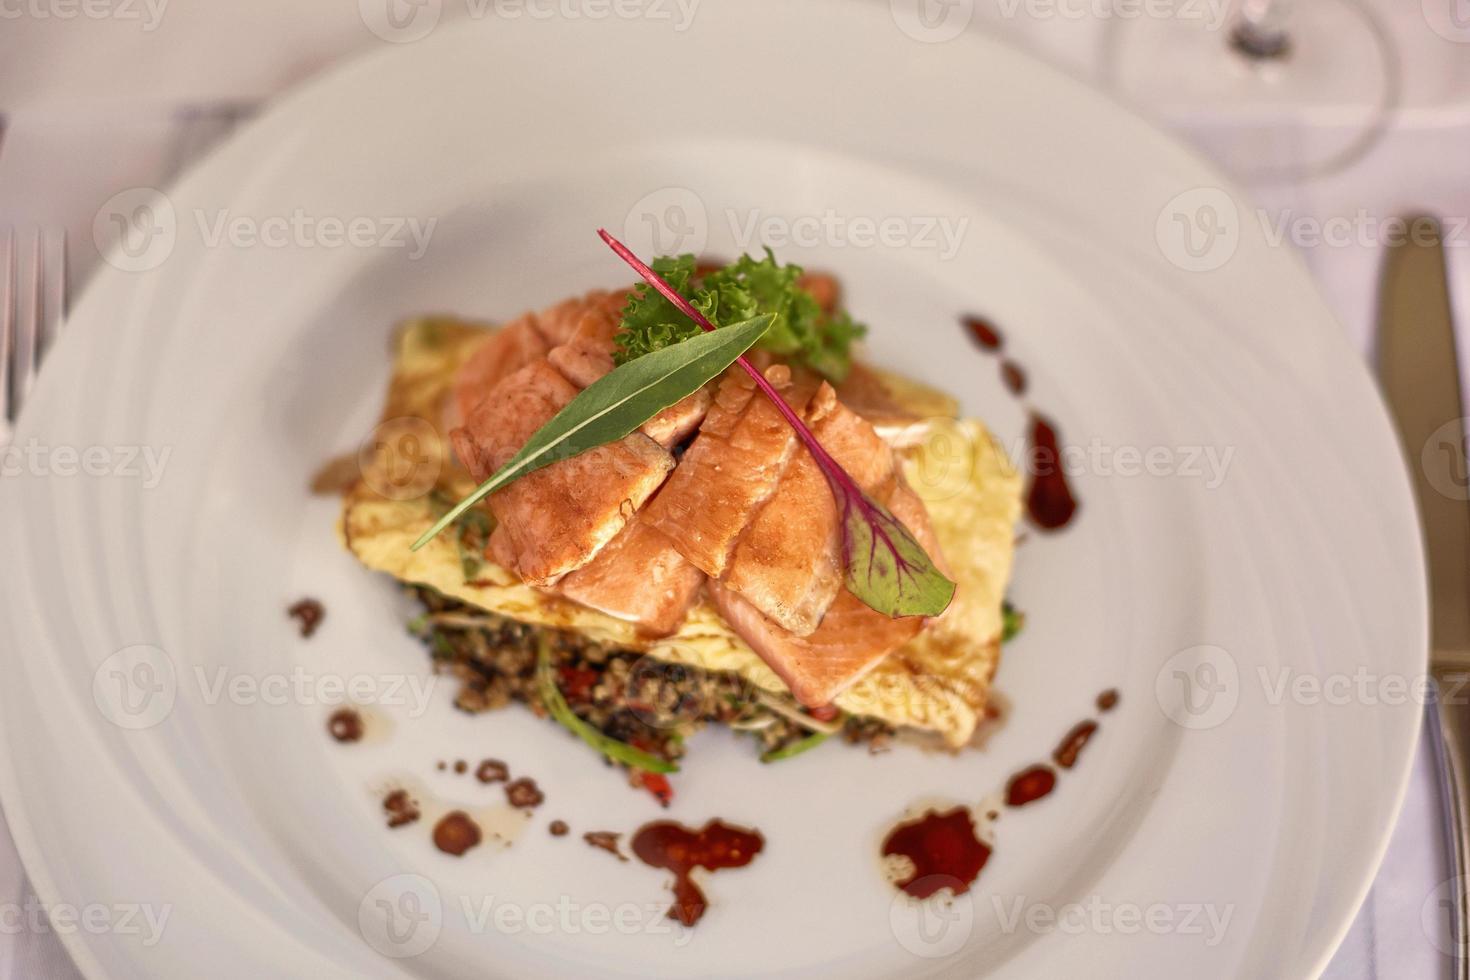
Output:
1053 721 1098 770
382 789 420 829
963 315 1003 352
1001 360 1027 396
327 708 363 743
1025 414 1079 530
505 777 544 809
1097 689 1120 712
1005 765 1057 807
475 759 509 784
549 820 569 837
433 811 482 856
630 820 765 927
584 830 626 861
881 806 991 898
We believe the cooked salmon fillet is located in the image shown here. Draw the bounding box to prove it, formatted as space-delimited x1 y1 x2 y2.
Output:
452 359 673 585
544 295 710 449
532 290 624 346
558 517 705 637
721 384 897 635
451 314 550 424
644 365 817 578
709 462 946 704
708 581 925 708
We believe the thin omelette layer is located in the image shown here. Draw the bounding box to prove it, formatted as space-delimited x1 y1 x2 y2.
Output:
340 320 1022 747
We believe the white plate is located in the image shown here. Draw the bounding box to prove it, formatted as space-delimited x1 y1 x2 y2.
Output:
0 3 1426 978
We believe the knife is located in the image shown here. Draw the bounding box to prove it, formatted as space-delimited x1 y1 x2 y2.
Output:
1376 216 1470 977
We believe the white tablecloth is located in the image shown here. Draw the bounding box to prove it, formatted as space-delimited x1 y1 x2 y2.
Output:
0 3 1466 976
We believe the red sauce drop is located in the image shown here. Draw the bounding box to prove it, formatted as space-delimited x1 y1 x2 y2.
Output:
1005 765 1057 807
432 811 482 856
288 598 325 638
963 315 1003 352
1053 721 1098 770
327 708 363 743
881 806 991 898
630 820 765 926
1001 360 1027 396
1025 414 1079 530
1097 689 1120 712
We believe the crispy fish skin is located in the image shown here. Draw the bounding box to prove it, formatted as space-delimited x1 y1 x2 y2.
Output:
720 383 896 635
644 366 816 577
452 359 673 586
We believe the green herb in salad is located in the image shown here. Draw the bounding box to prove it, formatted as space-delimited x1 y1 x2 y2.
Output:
1002 601 1025 643
759 729 831 763
536 637 678 774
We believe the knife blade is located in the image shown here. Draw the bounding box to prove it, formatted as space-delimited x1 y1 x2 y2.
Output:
1377 216 1470 978
1378 217 1470 667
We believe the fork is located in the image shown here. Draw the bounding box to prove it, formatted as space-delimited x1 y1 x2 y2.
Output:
0 228 66 448
0 102 254 449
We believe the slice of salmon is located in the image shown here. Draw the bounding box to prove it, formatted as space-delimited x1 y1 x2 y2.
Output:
720 384 898 635
451 359 673 586
546 296 710 449
709 581 925 708
451 314 550 426
558 518 704 637
531 290 625 347
643 365 816 578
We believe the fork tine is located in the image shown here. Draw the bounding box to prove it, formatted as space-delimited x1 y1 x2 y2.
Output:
1 228 13 430
55 228 68 331
12 229 41 414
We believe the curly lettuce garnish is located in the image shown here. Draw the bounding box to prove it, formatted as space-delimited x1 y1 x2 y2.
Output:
614 250 866 382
